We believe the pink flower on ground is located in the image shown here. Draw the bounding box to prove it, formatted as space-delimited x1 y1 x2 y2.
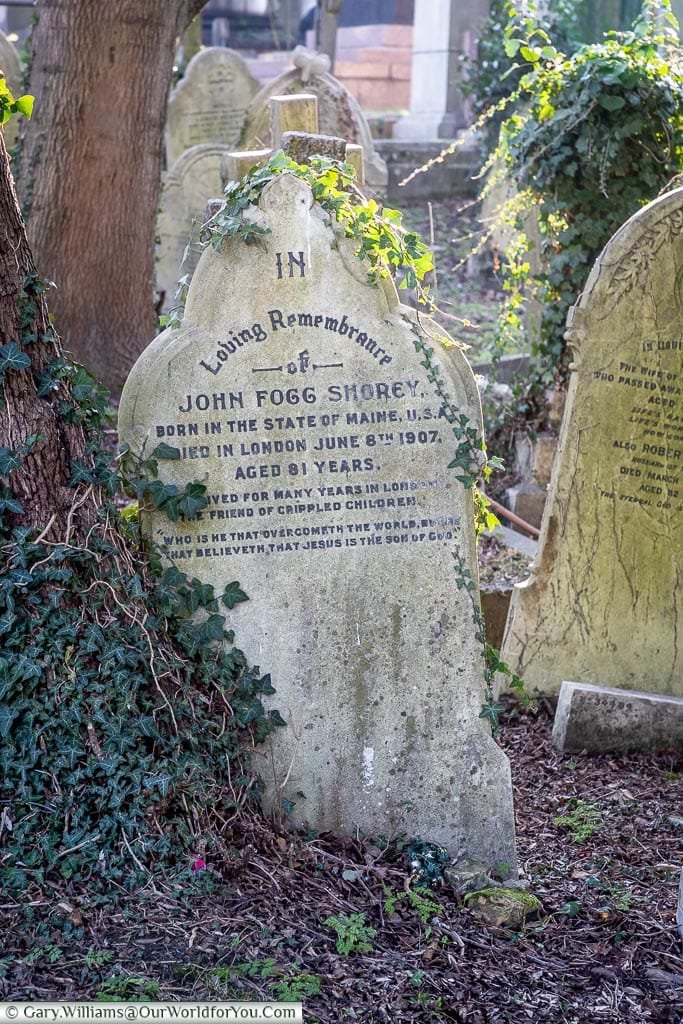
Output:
192 857 207 872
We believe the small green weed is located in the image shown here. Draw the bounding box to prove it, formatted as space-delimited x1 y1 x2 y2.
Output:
324 912 377 955
23 945 62 965
271 973 322 1001
233 958 278 980
94 976 161 1002
553 799 602 843
383 886 443 927
85 948 114 969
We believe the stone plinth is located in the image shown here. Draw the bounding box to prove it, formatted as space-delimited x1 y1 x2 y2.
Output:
553 681 683 753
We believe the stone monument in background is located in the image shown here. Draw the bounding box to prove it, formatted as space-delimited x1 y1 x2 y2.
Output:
502 188 683 697
165 48 259 166
121 145 516 869
240 47 388 192
156 144 225 311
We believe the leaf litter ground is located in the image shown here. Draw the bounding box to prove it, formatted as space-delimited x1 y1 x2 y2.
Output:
1 705 680 1023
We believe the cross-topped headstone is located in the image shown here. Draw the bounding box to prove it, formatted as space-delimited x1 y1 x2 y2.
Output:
221 95 365 188
239 47 384 191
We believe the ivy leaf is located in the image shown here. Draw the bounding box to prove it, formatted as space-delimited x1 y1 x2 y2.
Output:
0 448 22 475
151 442 181 461
0 343 31 373
598 94 626 111
222 581 248 610
13 94 34 118
177 482 208 519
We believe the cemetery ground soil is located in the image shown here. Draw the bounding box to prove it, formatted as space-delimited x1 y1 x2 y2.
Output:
1 705 681 1023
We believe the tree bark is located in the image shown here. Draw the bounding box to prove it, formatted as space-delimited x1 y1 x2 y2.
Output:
20 0 206 393
0 128 99 539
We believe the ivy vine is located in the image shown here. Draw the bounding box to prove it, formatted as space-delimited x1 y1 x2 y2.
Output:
1 273 283 899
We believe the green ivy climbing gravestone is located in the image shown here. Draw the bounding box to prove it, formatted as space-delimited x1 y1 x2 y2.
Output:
120 164 516 869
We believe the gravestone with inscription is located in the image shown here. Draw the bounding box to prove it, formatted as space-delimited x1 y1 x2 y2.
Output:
121 168 516 867
156 144 224 310
502 188 683 697
166 48 259 166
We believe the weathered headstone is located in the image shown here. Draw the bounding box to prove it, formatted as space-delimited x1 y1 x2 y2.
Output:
240 48 387 192
0 29 23 153
156 144 224 311
120 161 516 868
166 48 259 166
502 188 683 697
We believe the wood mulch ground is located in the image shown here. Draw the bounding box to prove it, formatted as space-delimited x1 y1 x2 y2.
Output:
2 705 681 1023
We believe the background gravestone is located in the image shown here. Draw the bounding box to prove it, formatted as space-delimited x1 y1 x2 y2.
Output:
166 48 259 166
0 29 22 153
121 171 516 869
240 55 388 193
502 188 683 697
156 144 224 311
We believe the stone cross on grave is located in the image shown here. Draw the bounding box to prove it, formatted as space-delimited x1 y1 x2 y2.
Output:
219 92 365 188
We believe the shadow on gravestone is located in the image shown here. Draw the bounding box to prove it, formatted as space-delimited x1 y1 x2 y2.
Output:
120 173 516 869
501 188 683 698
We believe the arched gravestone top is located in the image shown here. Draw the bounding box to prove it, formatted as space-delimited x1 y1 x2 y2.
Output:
240 65 388 193
0 30 23 153
165 47 259 166
502 187 683 697
121 174 515 867
156 144 224 311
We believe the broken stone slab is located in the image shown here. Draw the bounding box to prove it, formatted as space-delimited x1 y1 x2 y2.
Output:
552 681 683 754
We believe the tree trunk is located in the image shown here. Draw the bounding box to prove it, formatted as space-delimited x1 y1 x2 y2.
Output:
0 128 99 539
20 0 206 393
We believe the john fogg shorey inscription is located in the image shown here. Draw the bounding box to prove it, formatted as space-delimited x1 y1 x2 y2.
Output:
120 169 516 868
502 188 683 697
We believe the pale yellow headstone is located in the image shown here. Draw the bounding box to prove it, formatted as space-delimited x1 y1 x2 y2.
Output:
241 62 388 193
502 188 683 697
